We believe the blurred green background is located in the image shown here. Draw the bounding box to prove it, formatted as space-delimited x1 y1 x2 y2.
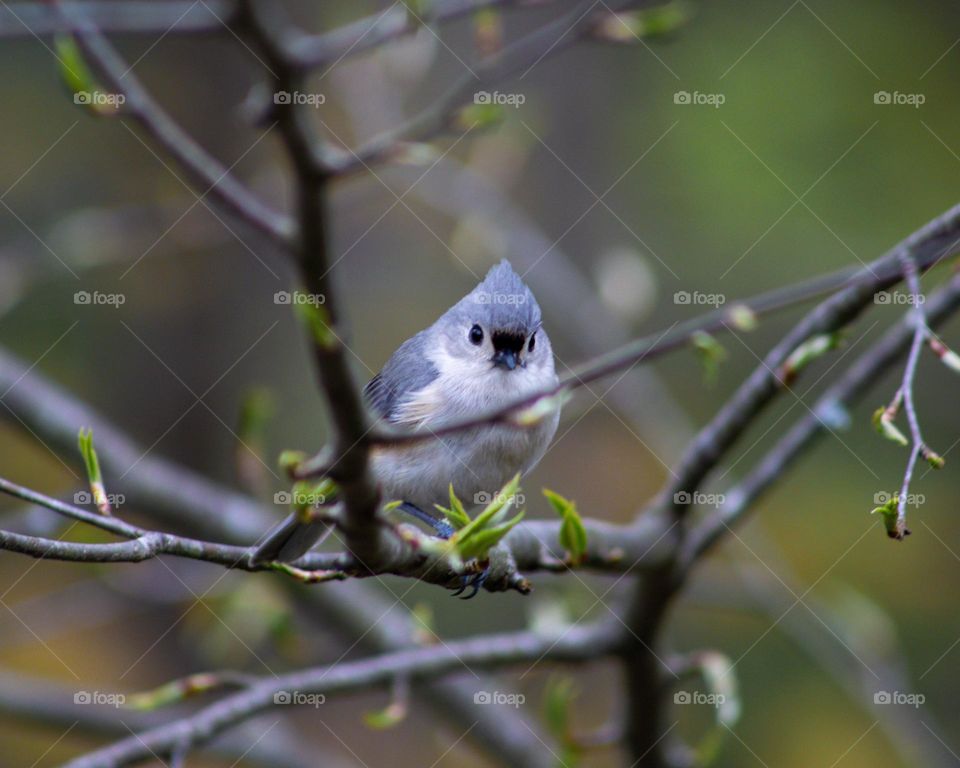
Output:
1 0 960 765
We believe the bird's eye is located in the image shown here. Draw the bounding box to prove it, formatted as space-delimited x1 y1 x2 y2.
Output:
528 333 536 352
469 324 484 345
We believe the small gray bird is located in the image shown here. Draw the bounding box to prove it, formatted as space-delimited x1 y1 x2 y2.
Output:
251 260 560 577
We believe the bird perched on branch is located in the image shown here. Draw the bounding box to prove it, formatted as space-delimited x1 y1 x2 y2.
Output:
251 260 560 594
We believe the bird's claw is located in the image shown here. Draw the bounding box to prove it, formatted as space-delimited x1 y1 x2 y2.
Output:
451 569 488 599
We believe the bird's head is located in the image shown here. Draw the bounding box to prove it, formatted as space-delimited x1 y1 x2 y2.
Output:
437 260 552 382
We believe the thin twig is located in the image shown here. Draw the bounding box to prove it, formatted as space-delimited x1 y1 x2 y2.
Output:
894 254 928 538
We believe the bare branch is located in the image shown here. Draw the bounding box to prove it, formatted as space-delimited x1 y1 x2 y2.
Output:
62 621 619 768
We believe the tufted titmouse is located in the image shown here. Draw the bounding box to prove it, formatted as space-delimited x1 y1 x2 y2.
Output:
251 259 560 568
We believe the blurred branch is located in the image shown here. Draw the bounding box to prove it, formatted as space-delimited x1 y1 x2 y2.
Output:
62 620 619 768
64 9 294 246
0 671 319 768
327 0 653 175
0 1 230 37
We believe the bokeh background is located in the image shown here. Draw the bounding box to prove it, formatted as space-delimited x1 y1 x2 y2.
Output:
1 0 960 765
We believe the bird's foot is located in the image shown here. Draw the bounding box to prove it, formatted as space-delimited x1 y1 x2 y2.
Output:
451 568 488 599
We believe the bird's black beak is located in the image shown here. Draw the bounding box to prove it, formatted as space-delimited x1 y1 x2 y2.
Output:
492 348 519 371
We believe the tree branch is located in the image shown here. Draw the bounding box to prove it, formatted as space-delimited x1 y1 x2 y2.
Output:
0 671 319 768
61 621 619 768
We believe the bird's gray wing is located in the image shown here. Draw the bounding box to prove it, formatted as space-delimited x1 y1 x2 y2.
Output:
362 329 440 424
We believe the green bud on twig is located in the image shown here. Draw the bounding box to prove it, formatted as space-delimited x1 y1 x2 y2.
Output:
473 8 503 56
363 700 407 729
691 331 727 385
78 427 111 516
543 488 587 566
433 484 471 530
870 494 910 540
127 672 244 711
928 336 960 374
872 405 909 447
592 1 694 43
449 475 525 561
726 303 758 332
293 296 336 349
511 390 572 427
780 332 842 384
278 450 307 475
922 446 945 470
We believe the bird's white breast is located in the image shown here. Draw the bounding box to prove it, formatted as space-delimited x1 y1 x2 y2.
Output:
371 344 559 511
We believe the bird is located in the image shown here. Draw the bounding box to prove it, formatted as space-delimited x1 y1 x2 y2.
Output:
251 260 560 595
